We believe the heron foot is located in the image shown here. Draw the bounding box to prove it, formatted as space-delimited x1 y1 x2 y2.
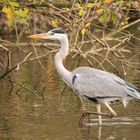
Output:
110 112 117 118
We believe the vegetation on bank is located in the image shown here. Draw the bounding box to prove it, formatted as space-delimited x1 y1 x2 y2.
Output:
0 0 140 99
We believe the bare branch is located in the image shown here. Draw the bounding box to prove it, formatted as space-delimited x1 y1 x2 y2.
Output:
0 52 32 79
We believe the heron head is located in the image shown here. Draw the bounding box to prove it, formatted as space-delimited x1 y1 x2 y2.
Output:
28 29 67 41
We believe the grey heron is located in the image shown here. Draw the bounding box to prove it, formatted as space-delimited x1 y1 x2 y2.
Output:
28 29 140 125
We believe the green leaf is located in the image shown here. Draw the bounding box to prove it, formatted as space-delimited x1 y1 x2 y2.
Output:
86 3 94 8
81 28 86 35
15 9 27 17
99 13 108 22
19 18 28 25
111 12 117 24
9 2 20 7
2 7 9 13
78 9 85 16
7 17 14 27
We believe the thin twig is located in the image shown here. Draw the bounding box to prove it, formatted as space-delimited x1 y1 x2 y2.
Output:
0 52 32 79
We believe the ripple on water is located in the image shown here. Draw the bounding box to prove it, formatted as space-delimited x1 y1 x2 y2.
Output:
84 117 140 126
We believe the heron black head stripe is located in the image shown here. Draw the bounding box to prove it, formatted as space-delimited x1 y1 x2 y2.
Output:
51 29 65 34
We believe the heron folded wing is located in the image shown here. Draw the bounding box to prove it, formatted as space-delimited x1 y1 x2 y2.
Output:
72 72 127 99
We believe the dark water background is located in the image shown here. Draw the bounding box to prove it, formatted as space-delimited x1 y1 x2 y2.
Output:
0 25 140 140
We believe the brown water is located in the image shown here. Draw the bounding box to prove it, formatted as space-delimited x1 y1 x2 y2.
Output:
0 27 140 139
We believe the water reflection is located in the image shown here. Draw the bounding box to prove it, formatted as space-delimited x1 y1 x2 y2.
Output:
80 119 140 140
0 88 140 140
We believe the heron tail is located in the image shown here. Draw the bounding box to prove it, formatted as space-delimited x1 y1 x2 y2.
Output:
126 82 140 99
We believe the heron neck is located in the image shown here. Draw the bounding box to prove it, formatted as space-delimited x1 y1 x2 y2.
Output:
54 37 72 86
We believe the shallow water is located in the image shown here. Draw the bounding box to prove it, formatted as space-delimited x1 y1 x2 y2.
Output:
0 91 140 140
0 25 140 140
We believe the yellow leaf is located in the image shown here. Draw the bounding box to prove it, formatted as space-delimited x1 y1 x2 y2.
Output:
81 28 86 35
85 3 94 8
96 9 103 15
104 0 112 4
125 17 130 21
6 7 13 20
120 21 125 26
74 3 82 9
63 8 70 11
24 7 29 14
85 23 90 27
78 9 85 16
51 19 58 28
95 2 101 8
124 17 130 25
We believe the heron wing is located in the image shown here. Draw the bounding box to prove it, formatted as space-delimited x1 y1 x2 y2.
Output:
72 67 140 100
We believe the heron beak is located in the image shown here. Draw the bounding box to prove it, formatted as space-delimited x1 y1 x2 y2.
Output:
28 33 49 39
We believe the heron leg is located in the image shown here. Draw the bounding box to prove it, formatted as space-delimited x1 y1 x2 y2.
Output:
96 104 102 125
104 103 116 117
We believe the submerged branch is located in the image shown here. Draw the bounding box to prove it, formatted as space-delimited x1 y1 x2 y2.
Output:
5 77 40 97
